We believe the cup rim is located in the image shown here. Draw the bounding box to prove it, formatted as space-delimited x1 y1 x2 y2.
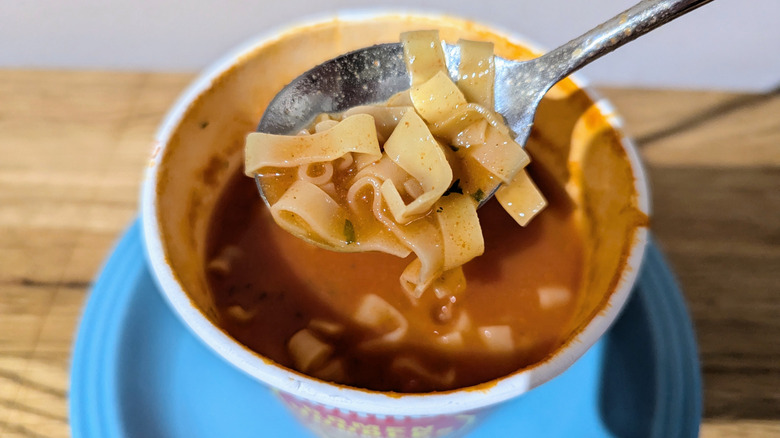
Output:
141 10 651 417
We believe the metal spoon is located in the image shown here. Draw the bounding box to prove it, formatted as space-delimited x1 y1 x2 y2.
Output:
257 0 713 207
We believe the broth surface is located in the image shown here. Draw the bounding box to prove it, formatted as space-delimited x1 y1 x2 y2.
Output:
205 160 583 392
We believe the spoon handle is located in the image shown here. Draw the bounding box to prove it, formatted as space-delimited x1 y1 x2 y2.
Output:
541 0 715 84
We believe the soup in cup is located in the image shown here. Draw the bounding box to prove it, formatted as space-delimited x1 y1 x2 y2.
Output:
141 12 649 438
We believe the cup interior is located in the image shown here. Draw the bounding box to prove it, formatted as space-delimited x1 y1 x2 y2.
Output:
142 12 649 415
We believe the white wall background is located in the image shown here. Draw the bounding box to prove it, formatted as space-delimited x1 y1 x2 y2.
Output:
2 0 777 91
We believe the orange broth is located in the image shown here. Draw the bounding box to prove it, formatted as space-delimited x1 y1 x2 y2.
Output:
204 156 584 393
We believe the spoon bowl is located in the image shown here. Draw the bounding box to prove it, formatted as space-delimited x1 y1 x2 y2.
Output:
257 0 712 207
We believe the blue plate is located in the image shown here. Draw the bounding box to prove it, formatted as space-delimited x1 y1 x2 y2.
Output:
70 220 701 437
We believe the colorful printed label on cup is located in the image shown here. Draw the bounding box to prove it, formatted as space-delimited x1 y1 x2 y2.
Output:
277 391 484 438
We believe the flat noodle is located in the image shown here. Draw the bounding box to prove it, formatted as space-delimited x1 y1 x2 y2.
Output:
345 177 412 258
436 331 464 349
350 154 447 281
410 70 467 125
468 125 530 184
435 193 484 270
246 30 548 304
206 245 242 276
399 258 424 298
386 90 413 106
390 218 445 298
380 111 452 224
354 294 409 346
401 30 447 86
314 119 339 133
314 113 332 124
431 266 467 299
457 39 495 109
244 114 381 174
538 286 572 309
429 103 510 139
400 258 439 300
308 318 345 337
478 325 514 353
287 329 334 372
435 308 471 349
355 155 409 194
403 178 424 199
453 120 488 147
225 304 255 323
341 105 411 142
453 311 473 332
269 180 349 248
496 169 548 226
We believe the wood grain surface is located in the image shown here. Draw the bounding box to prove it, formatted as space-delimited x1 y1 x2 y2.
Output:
0 70 778 437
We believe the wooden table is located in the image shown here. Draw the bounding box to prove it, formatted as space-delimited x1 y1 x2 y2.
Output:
0 70 778 437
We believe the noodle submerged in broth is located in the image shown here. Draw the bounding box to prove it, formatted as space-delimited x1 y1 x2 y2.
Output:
206 167 583 392
204 31 584 392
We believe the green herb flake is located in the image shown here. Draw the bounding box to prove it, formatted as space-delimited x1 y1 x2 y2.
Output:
443 179 463 196
436 206 444 213
472 188 485 203
344 219 356 245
